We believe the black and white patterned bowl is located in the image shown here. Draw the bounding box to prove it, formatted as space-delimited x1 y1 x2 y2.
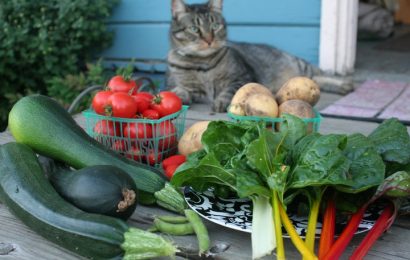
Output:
184 187 380 237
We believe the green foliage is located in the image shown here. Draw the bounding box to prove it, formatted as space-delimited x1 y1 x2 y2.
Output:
47 61 111 113
0 0 119 131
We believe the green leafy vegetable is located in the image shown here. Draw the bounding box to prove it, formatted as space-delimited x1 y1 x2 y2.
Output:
368 118 410 165
171 115 410 259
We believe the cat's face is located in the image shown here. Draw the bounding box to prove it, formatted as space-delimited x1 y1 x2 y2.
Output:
170 0 227 57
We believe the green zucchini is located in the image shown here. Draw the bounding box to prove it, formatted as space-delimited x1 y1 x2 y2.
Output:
0 142 178 259
8 94 166 194
48 164 138 220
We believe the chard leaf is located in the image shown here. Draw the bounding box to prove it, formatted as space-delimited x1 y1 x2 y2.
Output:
278 114 308 147
368 118 410 165
376 171 410 198
245 129 290 203
288 133 322 165
246 129 287 179
201 121 258 154
288 134 352 188
236 169 271 198
171 153 236 191
337 133 385 193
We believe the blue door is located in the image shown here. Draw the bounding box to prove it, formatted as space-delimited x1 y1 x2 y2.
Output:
101 0 321 72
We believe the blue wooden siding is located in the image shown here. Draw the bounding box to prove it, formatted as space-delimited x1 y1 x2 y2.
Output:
100 0 321 71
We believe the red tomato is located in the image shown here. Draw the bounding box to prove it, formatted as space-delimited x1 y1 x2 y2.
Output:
146 150 162 166
93 120 119 136
132 92 154 113
106 92 137 118
126 145 144 162
164 164 179 180
142 109 160 120
155 121 177 150
123 122 153 139
162 154 186 170
150 91 182 117
92 91 113 115
107 75 138 93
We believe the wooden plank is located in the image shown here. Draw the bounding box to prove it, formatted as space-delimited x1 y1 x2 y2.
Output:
108 0 321 25
101 24 319 66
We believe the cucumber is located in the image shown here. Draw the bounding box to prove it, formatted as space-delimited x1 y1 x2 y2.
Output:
0 142 178 259
8 94 166 194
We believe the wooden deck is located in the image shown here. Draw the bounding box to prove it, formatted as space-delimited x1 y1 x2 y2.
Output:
1 93 409 260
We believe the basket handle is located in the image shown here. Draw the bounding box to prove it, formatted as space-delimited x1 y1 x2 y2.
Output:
68 76 157 115
131 76 158 94
67 85 104 115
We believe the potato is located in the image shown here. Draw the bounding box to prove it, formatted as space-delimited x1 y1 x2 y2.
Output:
244 93 279 117
228 103 245 116
178 121 210 156
275 77 320 106
229 83 273 115
276 99 315 133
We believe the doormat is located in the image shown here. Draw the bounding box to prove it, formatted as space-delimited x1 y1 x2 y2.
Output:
374 32 410 52
320 80 410 125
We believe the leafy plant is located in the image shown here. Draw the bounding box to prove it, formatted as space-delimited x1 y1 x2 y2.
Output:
47 61 111 113
171 116 410 259
0 0 119 130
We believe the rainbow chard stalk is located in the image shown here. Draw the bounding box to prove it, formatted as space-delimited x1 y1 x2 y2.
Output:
286 132 386 258
318 195 336 259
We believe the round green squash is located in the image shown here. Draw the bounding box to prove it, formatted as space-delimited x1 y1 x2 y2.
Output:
49 164 138 220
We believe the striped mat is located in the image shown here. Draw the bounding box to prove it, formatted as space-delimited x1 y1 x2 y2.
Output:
320 80 410 124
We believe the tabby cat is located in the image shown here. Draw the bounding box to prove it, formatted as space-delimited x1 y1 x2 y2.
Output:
167 0 349 112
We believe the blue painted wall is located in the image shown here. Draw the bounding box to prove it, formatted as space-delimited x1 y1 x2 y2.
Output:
100 0 321 71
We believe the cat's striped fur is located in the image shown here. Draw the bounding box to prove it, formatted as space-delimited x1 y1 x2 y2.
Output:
167 0 350 112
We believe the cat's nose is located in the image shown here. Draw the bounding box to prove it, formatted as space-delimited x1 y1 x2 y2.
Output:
203 34 214 45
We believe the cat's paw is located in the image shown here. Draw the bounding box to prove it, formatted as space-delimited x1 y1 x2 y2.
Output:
170 87 192 105
212 99 230 113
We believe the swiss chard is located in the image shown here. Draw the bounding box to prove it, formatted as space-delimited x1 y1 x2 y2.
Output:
171 115 409 259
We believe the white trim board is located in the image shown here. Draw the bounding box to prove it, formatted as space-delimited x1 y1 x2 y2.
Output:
319 0 358 75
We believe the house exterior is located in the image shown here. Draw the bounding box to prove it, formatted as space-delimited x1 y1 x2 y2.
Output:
100 0 357 75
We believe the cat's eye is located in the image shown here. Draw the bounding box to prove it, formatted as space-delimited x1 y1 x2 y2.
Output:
212 23 221 30
189 26 199 33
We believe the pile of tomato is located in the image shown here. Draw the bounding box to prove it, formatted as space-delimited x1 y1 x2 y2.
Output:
90 75 184 166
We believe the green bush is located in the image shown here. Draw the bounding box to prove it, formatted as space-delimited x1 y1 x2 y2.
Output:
0 0 119 131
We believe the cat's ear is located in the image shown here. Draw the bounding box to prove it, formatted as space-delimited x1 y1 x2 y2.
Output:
171 0 186 18
208 0 223 13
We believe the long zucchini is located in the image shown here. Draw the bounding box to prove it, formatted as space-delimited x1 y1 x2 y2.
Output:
0 142 178 259
8 94 166 194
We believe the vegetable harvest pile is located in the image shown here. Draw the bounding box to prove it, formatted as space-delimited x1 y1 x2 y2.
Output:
1 94 210 259
0 86 409 260
171 115 410 259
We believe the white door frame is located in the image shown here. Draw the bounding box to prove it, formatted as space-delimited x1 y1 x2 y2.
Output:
319 0 358 75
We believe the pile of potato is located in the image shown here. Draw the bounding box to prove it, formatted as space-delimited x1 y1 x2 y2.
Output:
177 77 320 156
228 76 321 132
